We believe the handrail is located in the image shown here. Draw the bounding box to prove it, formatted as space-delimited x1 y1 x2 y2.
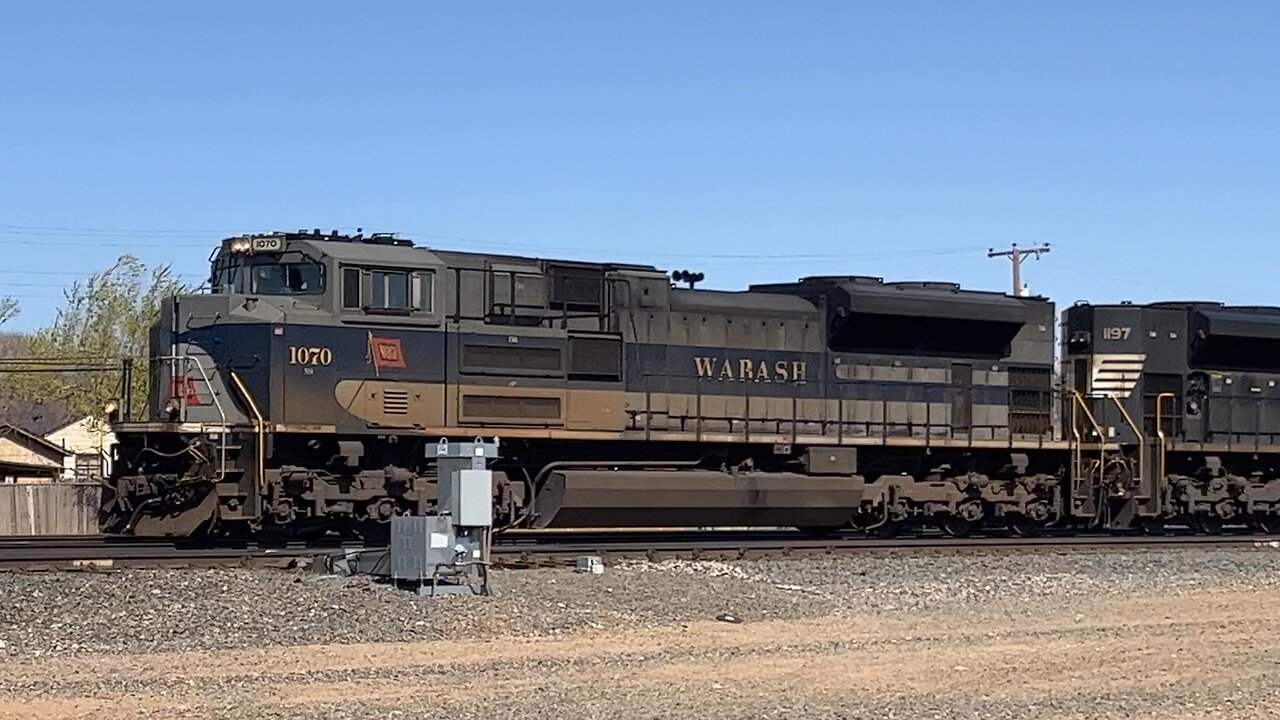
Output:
229 371 267 494
1154 392 1175 485
1106 393 1144 490
158 351 231 479
157 354 230 480
1067 390 1106 489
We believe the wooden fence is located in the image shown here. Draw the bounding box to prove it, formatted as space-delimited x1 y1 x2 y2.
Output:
0 482 101 535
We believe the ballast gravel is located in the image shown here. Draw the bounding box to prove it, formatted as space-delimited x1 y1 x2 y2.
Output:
3 547 1280 719
3 548 1280 659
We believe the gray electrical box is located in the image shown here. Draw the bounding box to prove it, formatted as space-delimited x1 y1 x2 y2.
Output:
431 438 498 529
390 515 457 581
454 469 494 527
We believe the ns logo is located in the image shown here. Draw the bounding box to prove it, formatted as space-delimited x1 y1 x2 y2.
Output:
694 356 808 383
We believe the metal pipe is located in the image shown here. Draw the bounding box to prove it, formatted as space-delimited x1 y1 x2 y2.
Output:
531 457 708 492
1068 391 1107 486
1155 392 1175 488
229 371 267 494
1107 393 1145 491
122 497 161 534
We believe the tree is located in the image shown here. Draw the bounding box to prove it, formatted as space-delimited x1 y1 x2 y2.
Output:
12 255 187 420
0 297 17 327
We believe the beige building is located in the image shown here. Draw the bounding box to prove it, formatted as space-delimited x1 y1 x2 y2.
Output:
0 424 69 484
45 417 115 482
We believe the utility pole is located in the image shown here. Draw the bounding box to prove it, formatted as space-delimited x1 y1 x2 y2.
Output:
988 243 1050 296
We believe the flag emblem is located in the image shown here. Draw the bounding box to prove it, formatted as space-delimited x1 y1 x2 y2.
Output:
369 336 406 369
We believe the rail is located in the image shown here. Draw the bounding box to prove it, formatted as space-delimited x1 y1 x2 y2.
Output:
3 529 1279 571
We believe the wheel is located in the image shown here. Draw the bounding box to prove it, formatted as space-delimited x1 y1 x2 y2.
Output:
1007 516 1042 538
1190 515 1224 535
796 526 844 537
939 515 973 538
865 519 902 538
1248 514 1280 535
293 519 331 541
1137 517 1168 536
349 520 391 544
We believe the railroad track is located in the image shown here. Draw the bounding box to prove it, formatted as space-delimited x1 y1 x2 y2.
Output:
0 535 366 570
494 529 1280 565
2 529 1279 571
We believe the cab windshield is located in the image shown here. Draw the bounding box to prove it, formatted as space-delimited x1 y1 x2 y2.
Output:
211 258 325 296
250 262 324 295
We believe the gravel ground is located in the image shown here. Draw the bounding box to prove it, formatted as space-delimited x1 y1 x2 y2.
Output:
3 548 1280 659
3 547 1280 719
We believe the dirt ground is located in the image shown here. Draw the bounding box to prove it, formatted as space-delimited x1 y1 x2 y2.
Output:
4 578 1279 720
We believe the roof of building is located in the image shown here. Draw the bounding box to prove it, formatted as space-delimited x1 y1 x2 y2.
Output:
0 423 72 458
0 398 75 436
0 458 64 476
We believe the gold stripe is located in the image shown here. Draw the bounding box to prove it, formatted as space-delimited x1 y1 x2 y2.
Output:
334 381 627 432
325 384 1063 449
272 424 338 433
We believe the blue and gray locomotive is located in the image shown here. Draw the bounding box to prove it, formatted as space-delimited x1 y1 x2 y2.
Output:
102 230 1280 538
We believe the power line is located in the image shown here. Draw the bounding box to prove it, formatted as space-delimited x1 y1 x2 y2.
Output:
0 223 231 236
402 228 990 261
0 280 201 289
0 269 204 277
1 221 994 264
0 238 210 248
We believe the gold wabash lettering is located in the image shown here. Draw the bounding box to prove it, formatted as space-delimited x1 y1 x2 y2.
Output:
719 360 734 379
694 357 717 378
791 361 807 383
756 363 771 382
691 356 807 383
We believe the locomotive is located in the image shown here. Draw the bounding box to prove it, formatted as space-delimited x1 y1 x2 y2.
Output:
101 229 1280 538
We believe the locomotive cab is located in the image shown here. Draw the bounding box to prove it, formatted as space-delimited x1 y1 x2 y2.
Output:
210 236 325 298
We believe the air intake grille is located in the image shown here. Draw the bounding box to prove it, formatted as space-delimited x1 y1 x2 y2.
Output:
382 389 410 415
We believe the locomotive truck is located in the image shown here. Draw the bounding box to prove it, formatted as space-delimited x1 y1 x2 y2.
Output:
101 230 1280 538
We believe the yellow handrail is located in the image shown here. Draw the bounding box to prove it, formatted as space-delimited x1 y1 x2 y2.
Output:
1154 393 1175 485
229 371 267 494
1067 390 1106 488
1107 393 1144 488
1069 397 1083 484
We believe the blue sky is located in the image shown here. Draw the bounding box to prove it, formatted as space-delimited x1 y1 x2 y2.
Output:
1 2 1277 331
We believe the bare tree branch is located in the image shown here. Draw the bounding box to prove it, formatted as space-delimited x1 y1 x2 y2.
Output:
0 297 18 327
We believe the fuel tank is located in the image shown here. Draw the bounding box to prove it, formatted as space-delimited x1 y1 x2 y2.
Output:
530 469 865 529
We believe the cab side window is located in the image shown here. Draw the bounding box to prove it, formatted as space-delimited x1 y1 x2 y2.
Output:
342 268 361 309
341 266 434 314
372 270 410 310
